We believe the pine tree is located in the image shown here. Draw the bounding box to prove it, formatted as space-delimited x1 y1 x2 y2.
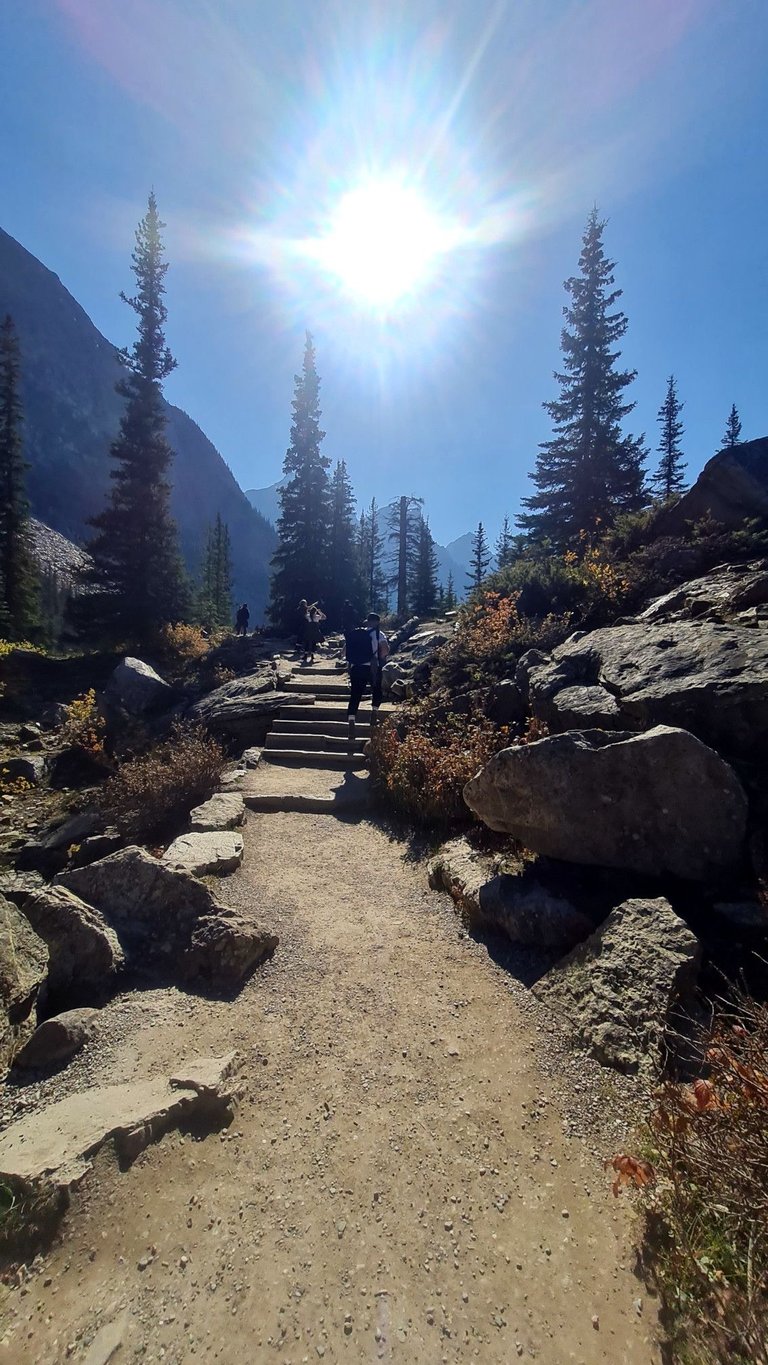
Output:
83 193 188 643
652 374 687 500
411 516 439 616
327 460 360 623
518 209 647 546
445 572 456 611
198 514 233 629
466 522 491 592
388 495 422 617
722 403 742 449
0 315 38 638
495 514 515 570
358 498 386 612
269 333 331 627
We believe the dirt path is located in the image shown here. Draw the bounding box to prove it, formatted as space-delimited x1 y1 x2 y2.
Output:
3 788 658 1364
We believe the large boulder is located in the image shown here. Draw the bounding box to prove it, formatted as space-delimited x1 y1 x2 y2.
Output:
179 911 277 986
21 886 124 997
525 620 768 757
103 657 171 715
15 810 105 875
532 897 701 1074
0 895 48 1070
57 847 275 989
188 668 305 743
0 754 48 786
14 1007 100 1070
189 792 246 832
428 839 592 950
163 832 244 877
638 560 768 626
654 437 768 535
464 726 748 881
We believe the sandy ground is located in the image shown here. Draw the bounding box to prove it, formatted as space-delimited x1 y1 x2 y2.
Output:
1 797 658 1364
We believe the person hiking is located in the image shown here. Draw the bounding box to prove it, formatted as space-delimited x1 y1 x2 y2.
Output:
296 599 310 659
345 612 389 749
302 602 325 665
235 603 250 636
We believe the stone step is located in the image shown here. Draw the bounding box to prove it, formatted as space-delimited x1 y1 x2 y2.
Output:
264 732 366 754
245 791 370 815
290 681 349 697
272 718 371 739
279 703 360 723
261 749 367 771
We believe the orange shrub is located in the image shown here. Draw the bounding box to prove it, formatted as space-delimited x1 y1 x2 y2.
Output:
369 713 510 825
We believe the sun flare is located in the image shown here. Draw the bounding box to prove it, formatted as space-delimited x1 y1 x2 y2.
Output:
310 180 457 310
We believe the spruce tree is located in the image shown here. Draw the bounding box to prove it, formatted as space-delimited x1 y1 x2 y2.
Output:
495 514 515 570
388 495 422 617
84 193 188 643
198 514 233 629
411 516 439 616
327 460 360 623
652 374 686 500
518 209 647 545
0 315 38 638
269 333 331 627
722 403 742 448
466 522 491 593
358 498 386 612
445 572 456 611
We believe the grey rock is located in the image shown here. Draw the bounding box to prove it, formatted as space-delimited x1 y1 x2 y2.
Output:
639 560 768 625
83 1310 130 1365
0 753 48 786
16 810 104 874
654 437 768 535
14 1007 99 1069
70 831 124 868
179 911 278 986
485 678 527 725
22 885 124 995
532 897 701 1074
241 747 262 768
0 869 45 908
0 896 48 1070
103 656 171 715
428 839 592 950
189 668 304 742
163 831 244 877
0 1052 240 1188
527 619 768 757
464 726 747 881
189 792 246 832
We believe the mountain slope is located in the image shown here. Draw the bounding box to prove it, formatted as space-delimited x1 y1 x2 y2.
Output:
0 227 276 615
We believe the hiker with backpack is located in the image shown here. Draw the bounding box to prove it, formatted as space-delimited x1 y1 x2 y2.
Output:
345 612 389 747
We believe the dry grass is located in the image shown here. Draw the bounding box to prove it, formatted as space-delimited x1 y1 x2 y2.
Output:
610 995 768 1364
101 721 225 842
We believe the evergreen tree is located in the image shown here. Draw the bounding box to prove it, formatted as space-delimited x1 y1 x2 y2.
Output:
445 571 456 611
652 374 686 500
198 513 233 629
411 516 439 616
466 522 491 592
269 333 331 627
388 495 422 617
83 194 188 643
722 403 742 448
358 498 386 612
327 460 360 623
495 514 515 569
518 209 647 545
0 315 38 638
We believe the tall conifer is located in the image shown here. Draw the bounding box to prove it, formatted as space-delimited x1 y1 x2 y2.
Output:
466 522 491 592
495 515 514 569
198 514 233 629
327 460 359 623
0 315 37 638
445 572 456 611
722 403 742 448
652 374 686 500
84 193 188 642
518 209 647 545
269 333 331 627
358 498 386 612
411 516 439 616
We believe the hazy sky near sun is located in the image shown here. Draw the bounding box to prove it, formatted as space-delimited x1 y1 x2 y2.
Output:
1 0 766 544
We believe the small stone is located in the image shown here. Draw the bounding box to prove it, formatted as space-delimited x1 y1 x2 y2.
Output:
561 1209 569 1218
592 1314 600 1330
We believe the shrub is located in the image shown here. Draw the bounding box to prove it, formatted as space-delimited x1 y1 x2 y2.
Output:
609 996 768 1363
369 710 510 825
431 591 571 695
101 721 225 841
153 622 212 668
59 688 106 755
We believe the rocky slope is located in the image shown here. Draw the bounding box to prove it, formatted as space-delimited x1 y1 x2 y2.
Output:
0 227 276 613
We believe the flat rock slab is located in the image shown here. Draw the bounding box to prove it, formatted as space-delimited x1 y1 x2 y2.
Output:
189 792 246 832
0 1052 239 1188
163 832 244 876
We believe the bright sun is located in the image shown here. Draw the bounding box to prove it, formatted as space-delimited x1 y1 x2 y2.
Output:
311 180 455 310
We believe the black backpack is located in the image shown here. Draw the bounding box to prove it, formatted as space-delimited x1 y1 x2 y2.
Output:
346 627 373 668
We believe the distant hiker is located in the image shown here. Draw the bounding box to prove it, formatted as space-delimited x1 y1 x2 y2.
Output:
296 598 309 655
345 612 389 747
300 602 325 665
235 603 249 635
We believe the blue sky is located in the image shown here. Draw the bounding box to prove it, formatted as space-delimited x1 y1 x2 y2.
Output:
0 0 766 546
